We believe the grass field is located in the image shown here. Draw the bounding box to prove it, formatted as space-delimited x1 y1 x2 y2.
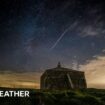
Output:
0 88 105 105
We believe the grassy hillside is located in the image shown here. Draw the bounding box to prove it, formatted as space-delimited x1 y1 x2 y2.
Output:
0 88 105 105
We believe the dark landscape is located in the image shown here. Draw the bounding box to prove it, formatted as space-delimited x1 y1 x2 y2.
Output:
0 88 105 105
1 0 105 105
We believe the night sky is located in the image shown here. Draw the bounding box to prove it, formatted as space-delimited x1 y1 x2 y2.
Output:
1 0 105 88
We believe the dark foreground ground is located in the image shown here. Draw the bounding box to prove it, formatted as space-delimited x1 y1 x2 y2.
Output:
0 88 105 105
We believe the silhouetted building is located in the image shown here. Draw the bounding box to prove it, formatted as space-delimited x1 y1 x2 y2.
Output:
40 62 87 89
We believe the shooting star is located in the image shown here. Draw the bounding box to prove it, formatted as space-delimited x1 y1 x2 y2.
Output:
50 22 78 50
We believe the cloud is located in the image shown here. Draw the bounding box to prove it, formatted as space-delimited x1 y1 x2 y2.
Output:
0 71 42 89
77 24 104 37
102 49 105 52
80 26 99 36
80 55 105 89
76 8 105 37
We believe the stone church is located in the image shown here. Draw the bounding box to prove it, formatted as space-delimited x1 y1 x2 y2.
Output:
40 62 87 89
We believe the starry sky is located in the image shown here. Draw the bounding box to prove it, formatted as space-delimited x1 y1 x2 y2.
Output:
0 0 105 88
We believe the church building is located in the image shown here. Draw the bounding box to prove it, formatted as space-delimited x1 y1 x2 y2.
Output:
40 62 87 89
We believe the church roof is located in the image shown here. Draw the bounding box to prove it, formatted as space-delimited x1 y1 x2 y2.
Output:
45 62 84 73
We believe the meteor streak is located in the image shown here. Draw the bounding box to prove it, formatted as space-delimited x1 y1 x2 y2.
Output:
50 22 78 50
